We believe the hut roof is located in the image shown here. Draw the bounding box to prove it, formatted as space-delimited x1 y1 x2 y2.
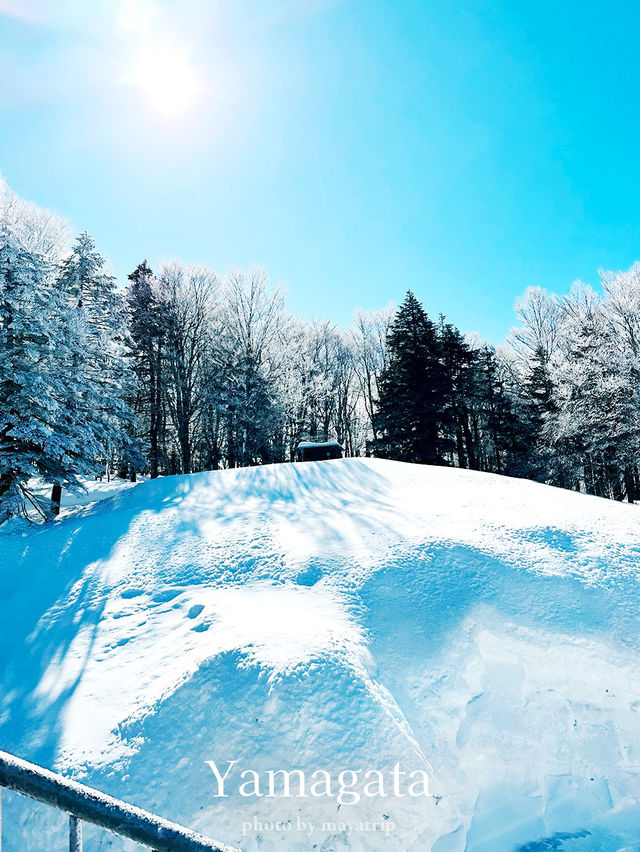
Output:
296 441 344 450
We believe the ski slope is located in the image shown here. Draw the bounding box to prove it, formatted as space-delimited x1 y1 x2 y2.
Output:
2 458 640 851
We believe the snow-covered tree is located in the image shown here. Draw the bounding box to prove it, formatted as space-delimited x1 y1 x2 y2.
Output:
351 305 393 444
0 183 101 519
157 261 217 474
546 283 640 500
58 232 139 482
217 267 289 467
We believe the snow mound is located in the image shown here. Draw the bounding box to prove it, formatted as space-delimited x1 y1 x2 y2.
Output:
2 458 640 850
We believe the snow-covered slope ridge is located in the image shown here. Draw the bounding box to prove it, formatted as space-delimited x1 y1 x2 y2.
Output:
2 458 640 851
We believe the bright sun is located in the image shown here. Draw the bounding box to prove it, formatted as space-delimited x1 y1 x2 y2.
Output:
125 40 202 119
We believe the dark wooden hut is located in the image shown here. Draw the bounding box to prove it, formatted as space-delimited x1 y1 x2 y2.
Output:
295 441 344 462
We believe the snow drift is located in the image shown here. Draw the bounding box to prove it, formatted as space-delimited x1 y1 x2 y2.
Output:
2 458 640 850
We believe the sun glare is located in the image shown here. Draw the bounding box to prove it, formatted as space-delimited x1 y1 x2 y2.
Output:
124 41 202 119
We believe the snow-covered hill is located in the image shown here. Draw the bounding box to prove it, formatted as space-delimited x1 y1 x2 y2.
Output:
2 458 640 851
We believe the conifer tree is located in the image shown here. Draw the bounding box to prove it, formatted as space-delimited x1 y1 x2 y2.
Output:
127 261 166 478
517 344 557 480
375 291 448 464
439 319 475 468
58 232 138 481
0 212 103 519
471 346 523 475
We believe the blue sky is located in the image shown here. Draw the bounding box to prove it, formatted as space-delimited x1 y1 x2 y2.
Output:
1 0 639 341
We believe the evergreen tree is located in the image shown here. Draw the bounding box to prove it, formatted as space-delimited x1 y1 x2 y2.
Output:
519 345 557 479
59 231 117 328
375 291 449 464
438 319 475 468
127 261 165 478
58 232 138 481
471 346 524 475
0 217 102 519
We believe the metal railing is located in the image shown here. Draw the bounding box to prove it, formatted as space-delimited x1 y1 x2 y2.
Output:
0 749 240 852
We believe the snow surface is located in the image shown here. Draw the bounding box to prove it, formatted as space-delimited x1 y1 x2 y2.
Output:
2 458 640 850
26 475 148 517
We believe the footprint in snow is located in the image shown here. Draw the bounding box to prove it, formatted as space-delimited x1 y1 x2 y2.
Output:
152 588 182 603
187 604 205 619
120 588 145 599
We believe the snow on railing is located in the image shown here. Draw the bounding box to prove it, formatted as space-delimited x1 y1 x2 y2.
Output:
0 749 239 852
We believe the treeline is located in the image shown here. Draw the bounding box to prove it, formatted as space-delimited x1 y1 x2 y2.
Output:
1 179 639 522
125 260 379 476
505 277 640 502
0 179 391 521
373 285 640 504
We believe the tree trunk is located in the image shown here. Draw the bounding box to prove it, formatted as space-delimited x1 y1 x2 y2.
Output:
50 482 62 516
149 421 159 479
0 473 13 499
462 415 477 470
624 466 635 503
149 349 161 479
456 425 468 469
179 424 191 474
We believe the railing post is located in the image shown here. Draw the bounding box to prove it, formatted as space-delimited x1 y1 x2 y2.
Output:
69 814 82 852
0 749 237 851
